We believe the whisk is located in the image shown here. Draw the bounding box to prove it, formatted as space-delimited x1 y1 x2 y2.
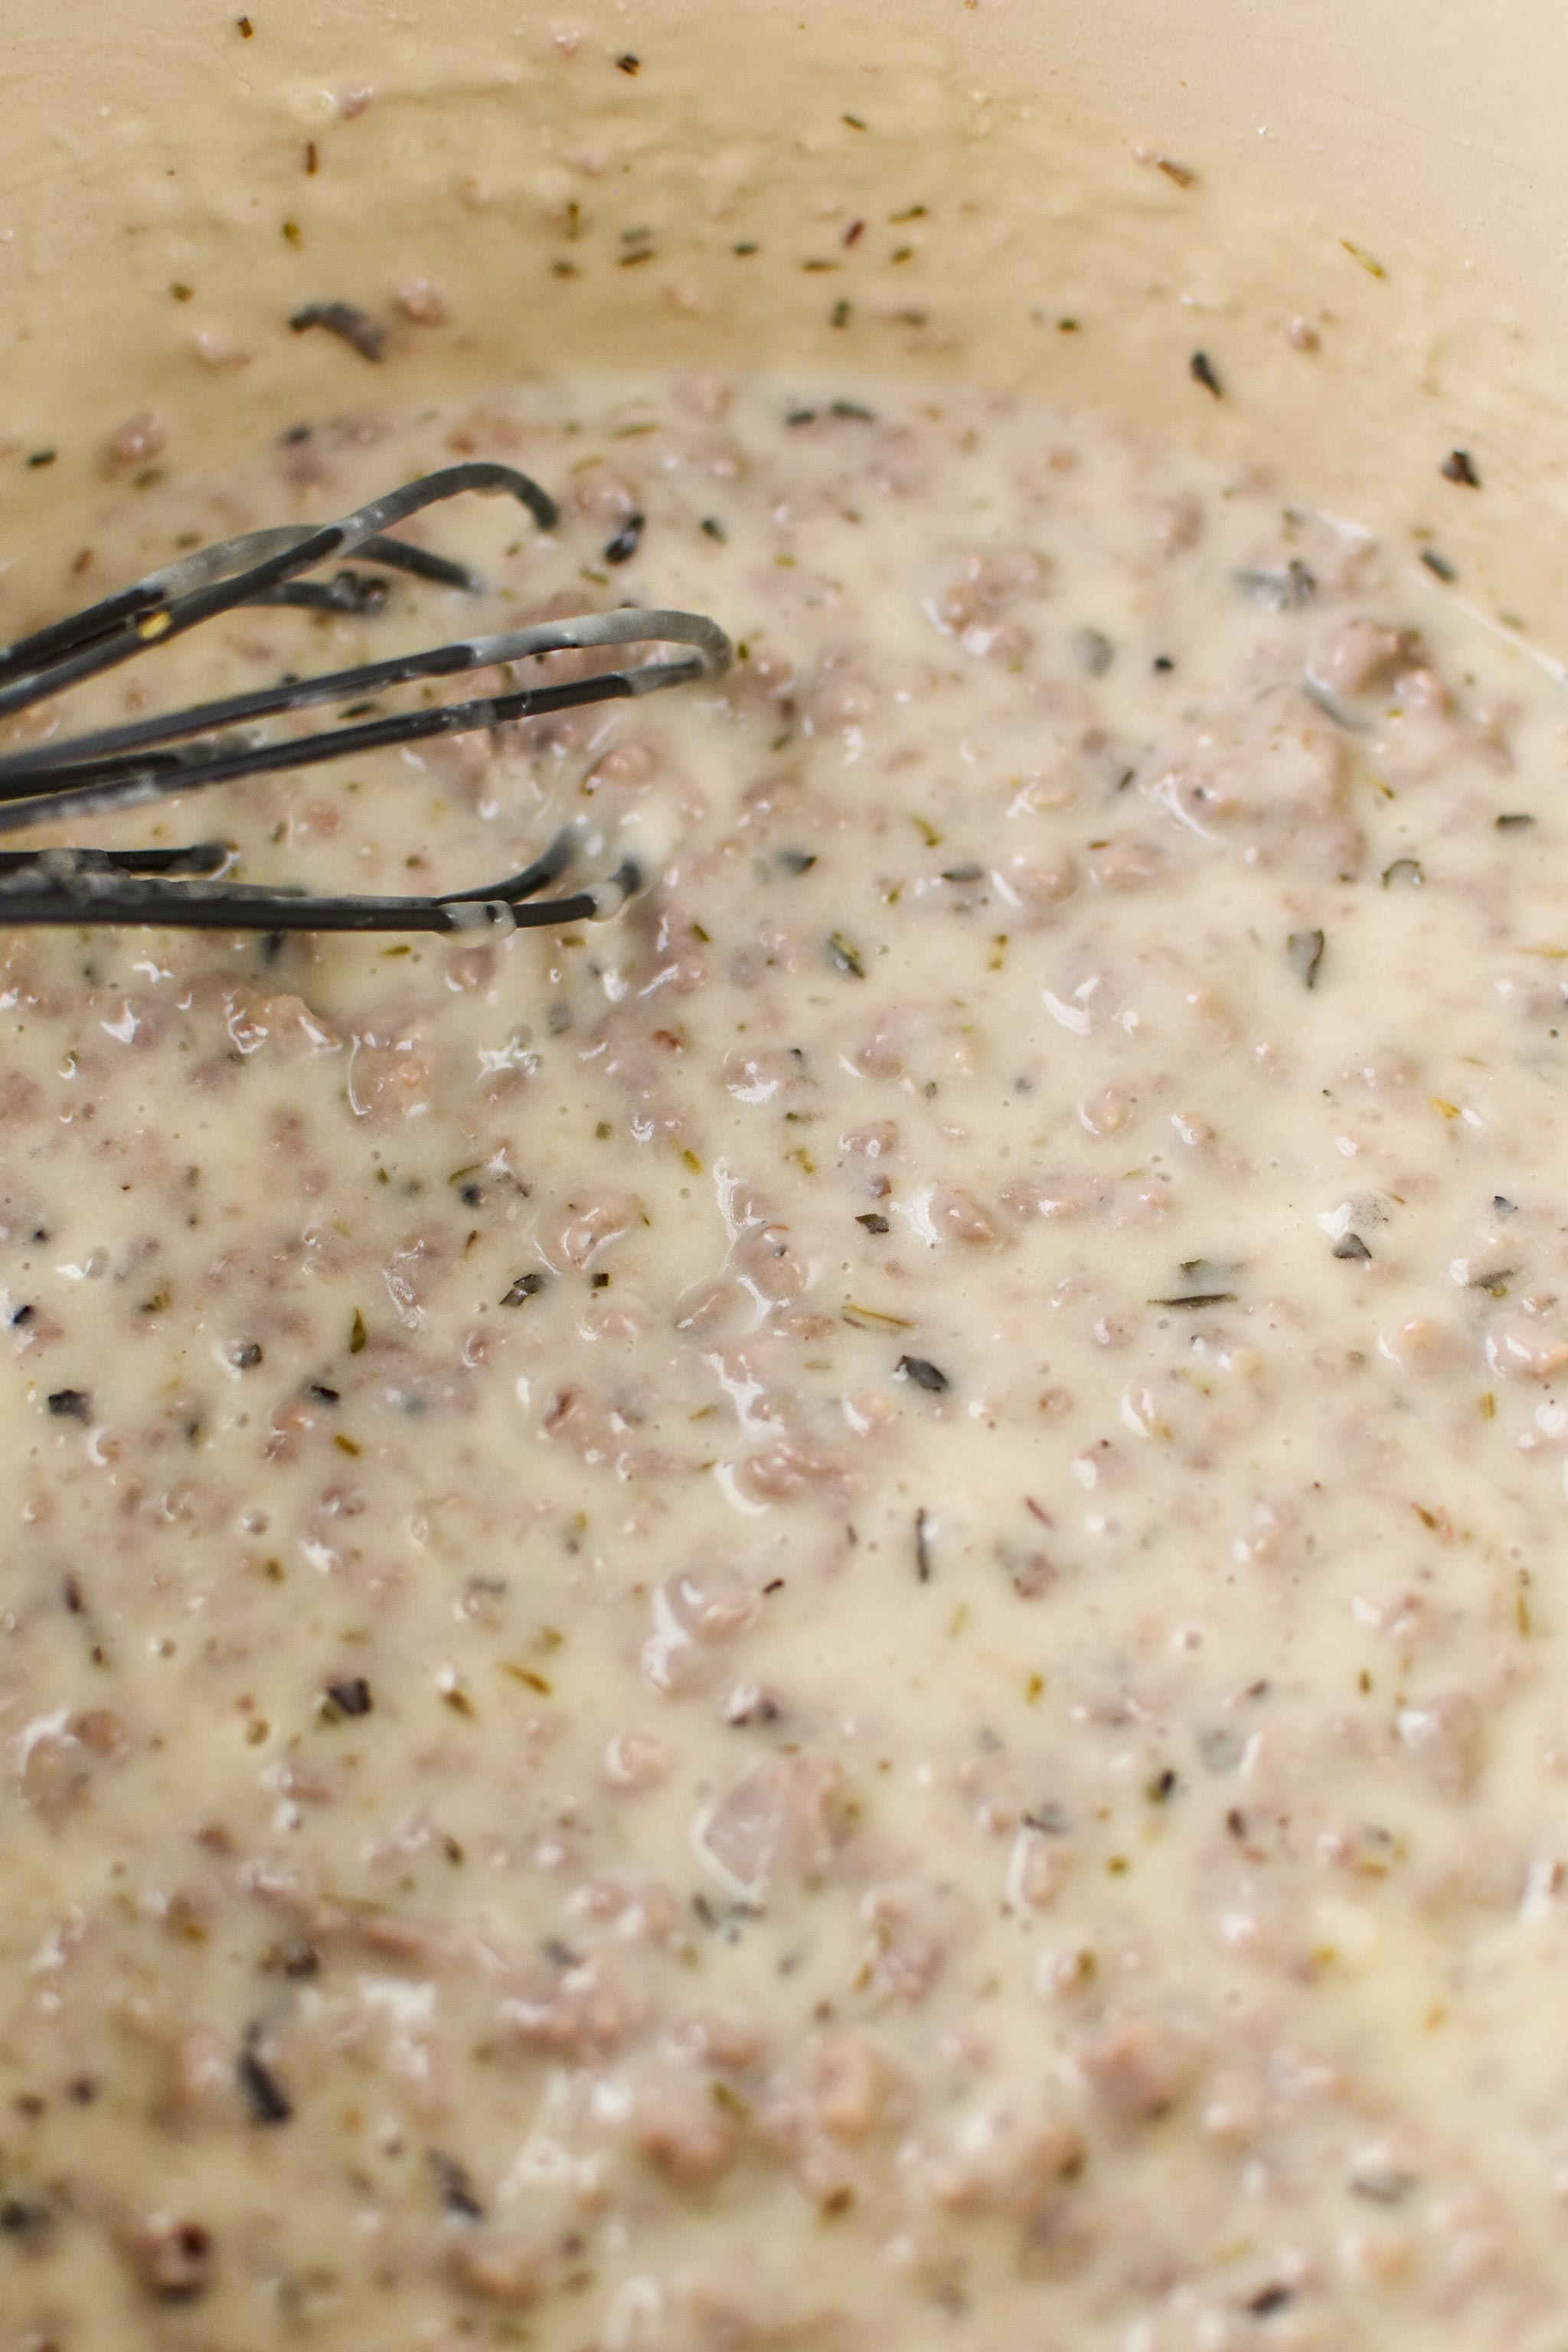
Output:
0 463 730 933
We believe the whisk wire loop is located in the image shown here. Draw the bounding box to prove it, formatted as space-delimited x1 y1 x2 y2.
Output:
0 467 729 934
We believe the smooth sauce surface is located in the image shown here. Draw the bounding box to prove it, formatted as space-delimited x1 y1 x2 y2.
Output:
3 376 1568 2350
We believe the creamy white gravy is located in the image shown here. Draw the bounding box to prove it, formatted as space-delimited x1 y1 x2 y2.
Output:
3 374 1568 2350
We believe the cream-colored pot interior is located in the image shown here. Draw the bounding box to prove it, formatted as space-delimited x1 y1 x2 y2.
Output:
2 0 1563 635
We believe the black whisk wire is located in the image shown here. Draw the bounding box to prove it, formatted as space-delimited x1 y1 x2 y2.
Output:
0 465 730 934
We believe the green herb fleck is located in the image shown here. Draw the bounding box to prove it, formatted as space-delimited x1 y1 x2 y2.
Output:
1287 928 1325 989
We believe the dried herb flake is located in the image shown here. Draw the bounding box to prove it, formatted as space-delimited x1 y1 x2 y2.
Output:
322 1676 373 1720
603 512 645 566
429 2151 484 2218
238 2042 293 2125
1246 2285 1293 2317
288 302 386 362
841 1301 911 1331
1234 560 1315 609
1287 928 1326 989
0 2199 54 2239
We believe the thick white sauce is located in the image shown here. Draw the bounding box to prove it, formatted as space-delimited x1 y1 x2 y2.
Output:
3 374 1568 2350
